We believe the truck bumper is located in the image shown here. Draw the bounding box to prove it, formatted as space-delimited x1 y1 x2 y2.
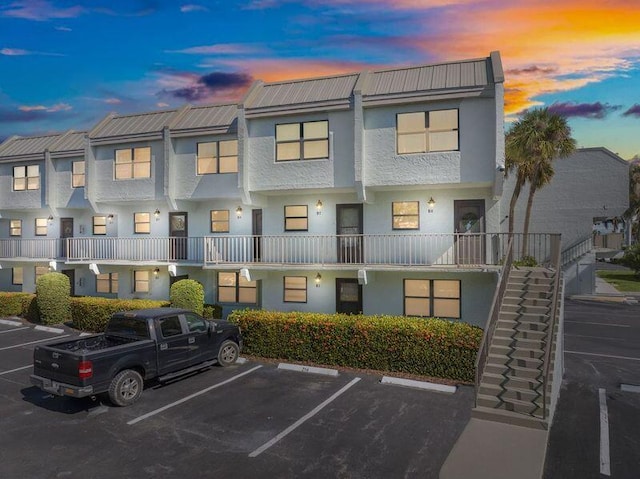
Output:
30 375 94 398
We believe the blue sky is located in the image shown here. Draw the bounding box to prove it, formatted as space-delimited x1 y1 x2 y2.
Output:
1 0 639 159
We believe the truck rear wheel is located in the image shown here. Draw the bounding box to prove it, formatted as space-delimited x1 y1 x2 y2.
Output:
108 369 143 407
217 340 239 367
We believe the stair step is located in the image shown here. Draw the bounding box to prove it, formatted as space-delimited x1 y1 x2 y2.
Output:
471 406 548 430
476 393 544 417
484 362 547 380
492 335 545 349
507 275 554 285
505 289 553 299
480 372 542 391
487 353 543 370
479 383 550 404
494 327 547 341
501 304 550 315
499 310 550 323
489 344 544 359
496 319 549 332
509 267 554 277
503 296 552 306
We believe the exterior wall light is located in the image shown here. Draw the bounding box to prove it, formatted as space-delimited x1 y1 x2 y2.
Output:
154 209 161 220
236 206 243 219
107 214 114 223
316 200 323 215
47 215 54 223
315 272 322 287
153 267 160 278
427 197 436 213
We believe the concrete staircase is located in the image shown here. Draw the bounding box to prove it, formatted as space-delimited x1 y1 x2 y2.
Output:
473 267 560 430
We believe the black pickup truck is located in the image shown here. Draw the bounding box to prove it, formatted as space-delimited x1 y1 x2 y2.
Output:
30 308 242 406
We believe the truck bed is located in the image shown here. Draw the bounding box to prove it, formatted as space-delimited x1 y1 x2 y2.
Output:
52 334 142 353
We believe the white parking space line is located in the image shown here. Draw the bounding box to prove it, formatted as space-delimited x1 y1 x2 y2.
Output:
599 388 611 476
0 335 70 351
565 321 630 328
0 327 30 334
564 334 626 341
249 377 361 458
0 365 32 376
0 319 23 326
565 350 640 362
127 365 262 426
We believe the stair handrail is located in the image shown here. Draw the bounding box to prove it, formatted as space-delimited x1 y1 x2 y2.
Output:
474 236 514 405
542 234 562 419
560 235 593 266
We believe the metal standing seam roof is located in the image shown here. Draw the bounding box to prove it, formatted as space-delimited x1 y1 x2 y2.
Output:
362 59 491 98
244 73 361 111
89 109 179 140
0 133 63 159
50 130 86 155
170 103 237 134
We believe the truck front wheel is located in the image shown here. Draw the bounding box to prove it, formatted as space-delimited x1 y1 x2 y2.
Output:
108 369 143 407
217 340 239 367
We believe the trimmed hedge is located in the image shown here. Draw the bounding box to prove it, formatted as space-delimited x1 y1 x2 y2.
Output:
170 279 204 315
203 303 222 319
229 310 482 382
36 273 71 325
0 292 37 320
70 297 170 332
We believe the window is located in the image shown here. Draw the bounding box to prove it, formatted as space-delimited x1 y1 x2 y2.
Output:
276 120 329 161
134 270 150 293
35 266 49 282
397 109 458 154
404 279 461 319
284 276 307 303
35 218 48 236
217 272 257 304
197 140 238 174
114 147 151 180
72 161 85 188
93 216 107 235
159 316 183 338
184 313 207 333
12 267 23 285
13 165 40 191
10 220 22 236
392 201 420 230
134 212 151 234
210 210 230 233
96 273 118 294
284 205 308 231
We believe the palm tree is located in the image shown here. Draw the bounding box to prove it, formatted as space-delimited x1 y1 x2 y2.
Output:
624 162 640 243
505 108 576 258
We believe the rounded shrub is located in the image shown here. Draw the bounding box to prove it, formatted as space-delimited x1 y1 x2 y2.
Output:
36 272 71 325
170 279 204 315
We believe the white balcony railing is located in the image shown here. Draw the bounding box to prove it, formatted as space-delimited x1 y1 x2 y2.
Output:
0 238 62 260
65 237 204 263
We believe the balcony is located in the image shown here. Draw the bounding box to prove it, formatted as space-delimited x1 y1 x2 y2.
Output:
0 238 62 261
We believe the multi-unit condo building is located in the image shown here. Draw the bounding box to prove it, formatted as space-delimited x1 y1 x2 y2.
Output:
0 51 545 326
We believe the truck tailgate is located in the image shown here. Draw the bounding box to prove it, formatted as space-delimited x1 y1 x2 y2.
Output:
33 345 82 386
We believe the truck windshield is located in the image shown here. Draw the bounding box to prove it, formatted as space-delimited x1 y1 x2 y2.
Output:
105 317 150 339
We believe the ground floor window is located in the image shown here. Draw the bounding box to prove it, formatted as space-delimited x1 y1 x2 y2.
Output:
97 272 118 294
134 270 150 293
35 265 48 282
12 267 23 285
217 271 257 304
403 279 461 319
283 276 307 303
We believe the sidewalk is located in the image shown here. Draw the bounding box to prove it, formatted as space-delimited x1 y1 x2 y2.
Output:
570 276 639 304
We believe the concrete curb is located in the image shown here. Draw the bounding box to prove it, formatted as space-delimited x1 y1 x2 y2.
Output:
620 384 640 393
236 357 248 365
0 319 23 326
380 376 457 394
34 325 65 334
277 363 339 377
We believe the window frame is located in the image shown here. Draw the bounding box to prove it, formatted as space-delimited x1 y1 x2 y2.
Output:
403 279 461 319
217 271 258 304
396 109 459 154
10 219 22 237
196 140 238 175
159 316 184 338
96 272 118 294
275 120 329 162
93 216 107 235
35 265 49 282
35 218 48 236
134 212 151 234
284 205 309 232
72 160 85 188
133 270 150 293
114 146 151 180
13 165 40 191
392 201 420 230
210 209 230 233
283 276 307 303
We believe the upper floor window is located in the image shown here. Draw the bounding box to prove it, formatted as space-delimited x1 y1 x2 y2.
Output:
93 216 107 235
10 220 22 236
392 201 420 230
284 205 308 231
134 212 151 234
35 218 48 236
115 147 151 180
197 140 238 174
13 165 40 191
404 279 461 319
397 109 458 154
210 210 230 233
276 120 328 162
96 273 118 294
72 161 85 188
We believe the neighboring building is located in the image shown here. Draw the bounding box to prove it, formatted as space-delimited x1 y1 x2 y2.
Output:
1 52 519 326
501 147 629 294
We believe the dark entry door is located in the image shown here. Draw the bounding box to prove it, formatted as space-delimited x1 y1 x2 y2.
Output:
170 274 189 288
337 204 363 263
62 269 75 296
336 278 362 314
252 209 262 262
454 200 485 265
169 212 188 261
60 218 73 258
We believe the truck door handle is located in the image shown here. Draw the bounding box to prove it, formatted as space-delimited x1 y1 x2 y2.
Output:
188 337 195 344
160 343 168 351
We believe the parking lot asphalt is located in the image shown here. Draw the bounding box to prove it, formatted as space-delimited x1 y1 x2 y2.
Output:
544 299 640 479
0 320 474 479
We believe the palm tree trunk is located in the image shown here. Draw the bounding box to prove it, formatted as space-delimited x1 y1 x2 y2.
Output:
508 177 523 236
521 181 538 258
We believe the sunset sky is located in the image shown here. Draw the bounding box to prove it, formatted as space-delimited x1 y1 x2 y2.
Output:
1 0 639 159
